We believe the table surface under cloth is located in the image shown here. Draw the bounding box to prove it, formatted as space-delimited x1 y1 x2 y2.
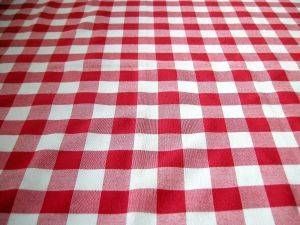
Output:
0 0 299 225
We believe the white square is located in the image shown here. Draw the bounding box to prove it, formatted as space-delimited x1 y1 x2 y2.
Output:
175 61 194 71
222 105 244 118
5 106 30 120
18 83 41 94
51 19 66 26
280 18 296 25
291 81 300 93
49 105 73 120
109 17 125 24
107 29 123 37
211 61 230 71
64 60 84 71
57 82 79 94
197 17 212 24
279 61 299 71
138 44 156 53
228 132 253 148
237 45 256 53
75 29 92 38
246 61 266 71
101 59 120 71
182 133 207 149
8 214 39 225
28 63 48 72
194 6 208 12
130 169 157 189
177 81 198 93
84 133 111 151
262 105 285 118
216 82 238 93
205 45 223 54
126 213 156 225
139 16 154 24
20 169 52 190
5 47 24 55
0 63 14 73
271 6 286 13
37 46 55 55
172 44 190 53
170 30 186 37
254 81 275 93
184 168 211 190
36 133 64 150
220 6 235 12
260 30 277 38
231 30 248 37
284 165 300 184
200 30 217 38
98 81 119 93
75 169 104 190
112 6 126 12
138 29 155 37
81 15 95 23
252 17 269 24
136 105 158 119
67 214 98 225
103 44 122 53
180 104 203 119
138 81 158 93
140 5 153 12
92 104 116 118
235 166 263 186
168 17 184 24
244 208 275 225
225 17 240 24
268 45 287 53
14 32 30 40
138 60 157 70
133 134 158 151
69 45 88 54
186 212 217 225
0 135 18 152
272 132 298 148
44 32 61 39
167 6 181 12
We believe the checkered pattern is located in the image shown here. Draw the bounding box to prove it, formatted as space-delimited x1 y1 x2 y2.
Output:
0 0 299 224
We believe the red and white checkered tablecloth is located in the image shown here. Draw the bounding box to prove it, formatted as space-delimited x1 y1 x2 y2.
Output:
0 0 299 224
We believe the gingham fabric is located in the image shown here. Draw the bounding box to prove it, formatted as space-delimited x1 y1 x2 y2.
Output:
0 0 300 224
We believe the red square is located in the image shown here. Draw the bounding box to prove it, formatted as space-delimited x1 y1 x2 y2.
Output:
157 190 186 213
74 93 97 104
21 120 47 135
232 70 252 81
81 71 101 81
43 72 63 82
158 150 184 167
0 95 15 107
158 70 177 81
120 71 138 81
99 191 129 213
158 119 181 134
33 94 55 105
0 190 17 212
255 148 281 165
106 150 132 169
199 94 221 105
54 151 82 169
204 118 227 132
246 118 270 132
116 93 137 105
278 92 299 104
66 119 91 134
41 191 73 213
265 185 296 207
196 71 215 81
112 118 136 134
268 70 288 81
239 93 261 105
191 53 209 61
5 152 34 170
288 117 300 131
156 53 174 61
208 149 234 167
158 92 179 104
212 188 242 211
5 72 26 83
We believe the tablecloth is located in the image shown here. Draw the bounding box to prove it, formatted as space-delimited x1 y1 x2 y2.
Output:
0 0 299 224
